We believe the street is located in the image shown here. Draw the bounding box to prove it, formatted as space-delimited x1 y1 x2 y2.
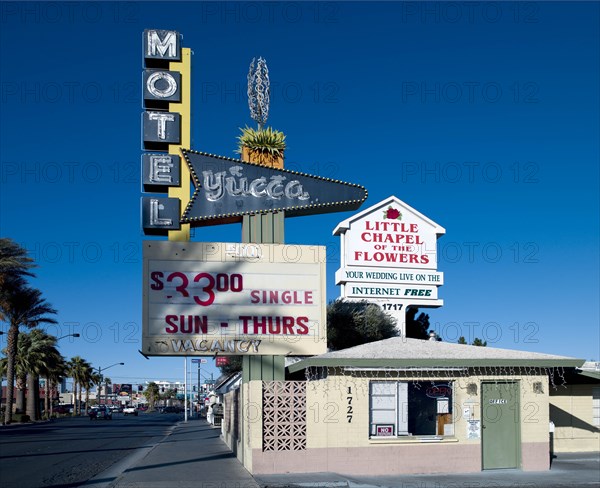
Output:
0 412 181 488
1 413 598 488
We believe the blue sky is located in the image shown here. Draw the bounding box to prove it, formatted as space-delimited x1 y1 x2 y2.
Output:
1 1 598 387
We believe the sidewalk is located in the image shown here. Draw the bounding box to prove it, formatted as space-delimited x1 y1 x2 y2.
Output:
254 452 600 488
84 417 599 488
87 417 259 488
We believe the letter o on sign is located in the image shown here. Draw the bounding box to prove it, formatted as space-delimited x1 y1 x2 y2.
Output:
147 71 178 98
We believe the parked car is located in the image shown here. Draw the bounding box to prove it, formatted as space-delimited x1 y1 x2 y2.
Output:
123 406 138 416
161 406 183 414
89 405 112 420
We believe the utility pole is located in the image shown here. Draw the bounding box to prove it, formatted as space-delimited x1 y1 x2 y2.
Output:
184 357 188 423
95 362 124 406
197 360 201 415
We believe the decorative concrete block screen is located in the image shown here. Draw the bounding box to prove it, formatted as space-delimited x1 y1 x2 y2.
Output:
263 381 306 451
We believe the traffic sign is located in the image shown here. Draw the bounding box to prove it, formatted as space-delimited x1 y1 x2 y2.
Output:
191 359 208 364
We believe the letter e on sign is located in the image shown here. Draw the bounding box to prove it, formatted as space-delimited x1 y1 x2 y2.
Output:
142 154 181 191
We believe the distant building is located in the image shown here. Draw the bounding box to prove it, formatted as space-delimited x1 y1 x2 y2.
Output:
151 380 185 393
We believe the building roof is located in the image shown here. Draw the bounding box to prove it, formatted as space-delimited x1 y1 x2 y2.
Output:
214 371 242 394
577 362 600 381
287 337 584 373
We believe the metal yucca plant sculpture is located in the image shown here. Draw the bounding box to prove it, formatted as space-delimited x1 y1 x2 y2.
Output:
236 126 286 157
239 57 286 165
247 57 270 130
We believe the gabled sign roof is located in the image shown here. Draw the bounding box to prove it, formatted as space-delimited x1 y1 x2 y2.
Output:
181 150 368 225
333 195 445 236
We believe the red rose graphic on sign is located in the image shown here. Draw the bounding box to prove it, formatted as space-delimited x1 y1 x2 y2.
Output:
383 206 402 220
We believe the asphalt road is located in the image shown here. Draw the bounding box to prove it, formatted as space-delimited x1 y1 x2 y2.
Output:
0 412 181 488
3 414 598 488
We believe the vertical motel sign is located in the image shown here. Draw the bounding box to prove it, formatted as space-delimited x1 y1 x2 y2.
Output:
141 29 189 238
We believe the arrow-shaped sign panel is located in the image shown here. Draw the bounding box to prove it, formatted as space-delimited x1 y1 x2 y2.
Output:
180 150 368 225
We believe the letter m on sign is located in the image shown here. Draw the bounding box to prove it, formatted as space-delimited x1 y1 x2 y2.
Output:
144 29 181 61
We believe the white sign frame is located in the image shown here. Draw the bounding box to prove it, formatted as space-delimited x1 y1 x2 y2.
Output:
142 241 327 356
334 196 445 334
334 196 445 273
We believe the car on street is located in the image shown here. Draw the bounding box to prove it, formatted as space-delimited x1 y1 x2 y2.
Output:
89 405 112 420
161 406 183 413
123 406 138 416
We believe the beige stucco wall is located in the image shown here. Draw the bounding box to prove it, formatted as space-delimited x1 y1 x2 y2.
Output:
247 371 551 475
242 381 264 472
550 384 600 453
304 372 549 448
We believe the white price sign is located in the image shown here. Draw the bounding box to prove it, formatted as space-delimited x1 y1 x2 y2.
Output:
142 241 327 356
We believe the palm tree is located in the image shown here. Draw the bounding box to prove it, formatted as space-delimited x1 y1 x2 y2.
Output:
1 339 28 409
0 239 33 423
69 356 92 415
14 332 33 415
81 365 96 412
144 382 160 411
26 369 40 420
68 357 82 415
5 329 61 420
101 376 112 405
1 284 57 424
0 238 35 288
23 330 62 420
45 355 68 417
88 372 102 407
0 357 6 415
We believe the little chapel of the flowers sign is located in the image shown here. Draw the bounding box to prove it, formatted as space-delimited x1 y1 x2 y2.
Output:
334 196 445 334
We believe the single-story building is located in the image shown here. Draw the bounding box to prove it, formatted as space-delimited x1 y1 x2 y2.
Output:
549 361 600 453
223 337 585 475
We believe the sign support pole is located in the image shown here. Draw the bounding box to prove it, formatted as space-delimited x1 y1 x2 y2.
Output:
168 47 192 242
241 158 285 382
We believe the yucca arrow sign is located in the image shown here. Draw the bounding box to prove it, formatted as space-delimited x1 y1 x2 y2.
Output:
180 149 368 225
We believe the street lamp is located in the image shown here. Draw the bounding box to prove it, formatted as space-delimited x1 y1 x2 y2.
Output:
57 333 80 340
96 362 124 405
52 333 80 413
0 331 81 340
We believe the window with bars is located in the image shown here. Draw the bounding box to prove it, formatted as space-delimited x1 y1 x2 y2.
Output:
370 381 454 437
